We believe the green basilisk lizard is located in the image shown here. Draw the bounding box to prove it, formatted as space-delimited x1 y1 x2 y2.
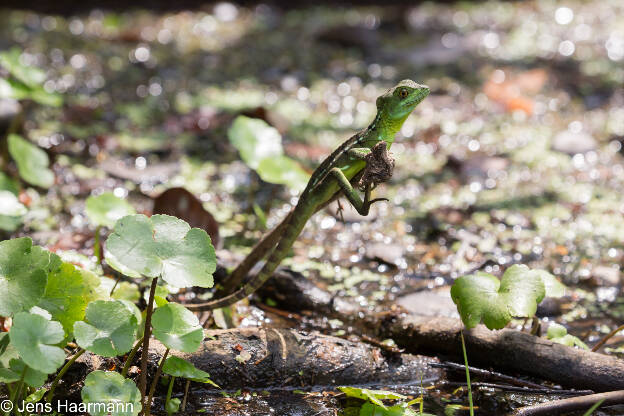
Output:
187 79 429 311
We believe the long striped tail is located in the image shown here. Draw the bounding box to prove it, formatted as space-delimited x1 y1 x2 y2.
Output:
185 204 314 311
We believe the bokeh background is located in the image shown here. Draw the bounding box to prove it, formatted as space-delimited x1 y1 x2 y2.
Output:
1 1 624 414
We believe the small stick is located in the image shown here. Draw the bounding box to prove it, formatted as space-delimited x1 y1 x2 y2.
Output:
432 361 547 390
512 390 624 416
445 381 593 395
591 324 624 352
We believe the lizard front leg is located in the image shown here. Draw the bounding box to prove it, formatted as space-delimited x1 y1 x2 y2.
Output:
329 167 388 216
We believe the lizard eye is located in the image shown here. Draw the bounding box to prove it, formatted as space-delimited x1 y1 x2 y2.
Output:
398 88 409 99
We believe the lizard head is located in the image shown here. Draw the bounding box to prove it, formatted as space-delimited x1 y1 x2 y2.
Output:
376 79 429 121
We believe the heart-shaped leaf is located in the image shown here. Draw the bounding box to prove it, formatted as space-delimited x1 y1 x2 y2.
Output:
8 134 55 188
74 300 139 357
152 303 203 352
228 116 309 191
85 192 136 228
81 371 142 416
528 268 566 298
451 265 546 330
0 238 48 317
339 387 406 409
547 323 589 349
39 262 101 337
105 214 216 288
256 156 309 191
228 116 283 169
9 312 66 374
162 356 219 387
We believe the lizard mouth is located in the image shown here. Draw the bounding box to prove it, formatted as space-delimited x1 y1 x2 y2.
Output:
404 88 430 108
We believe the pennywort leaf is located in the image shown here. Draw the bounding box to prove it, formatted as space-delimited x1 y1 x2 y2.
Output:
0 238 48 317
9 312 66 374
74 300 139 357
81 371 142 416
105 214 216 288
450 265 546 330
152 303 203 352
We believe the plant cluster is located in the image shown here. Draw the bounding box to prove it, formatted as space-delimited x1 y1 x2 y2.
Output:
0 202 219 415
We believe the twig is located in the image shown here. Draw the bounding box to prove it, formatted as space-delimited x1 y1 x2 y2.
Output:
512 390 624 416
432 361 548 390
591 324 624 352
445 382 593 395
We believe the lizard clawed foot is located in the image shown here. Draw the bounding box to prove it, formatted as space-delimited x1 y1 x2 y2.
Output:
368 197 389 206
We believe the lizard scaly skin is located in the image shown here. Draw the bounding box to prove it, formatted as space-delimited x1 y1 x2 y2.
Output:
186 80 429 310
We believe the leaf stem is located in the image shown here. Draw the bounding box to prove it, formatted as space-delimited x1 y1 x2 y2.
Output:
145 348 170 416
121 337 144 378
94 225 102 266
9 366 26 416
181 379 190 412
139 276 159 414
165 376 176 414
46 348 86 403
460 330 474 416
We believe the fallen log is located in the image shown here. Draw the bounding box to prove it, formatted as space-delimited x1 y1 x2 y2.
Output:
155 327 442 389
258 269 624 392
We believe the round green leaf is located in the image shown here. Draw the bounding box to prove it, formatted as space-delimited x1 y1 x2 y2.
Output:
85 192 136 228
257 156 309 192
0 238 48 317
228 116 283 169
8 134 54 188
450 265 546 330
152 303 203 352
81 371 141 416
39 262 100 337
528 269 567 298
9 312 66 374
74 300 139 357
162 356 218 386
105 214 216 288
166 398 181 415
